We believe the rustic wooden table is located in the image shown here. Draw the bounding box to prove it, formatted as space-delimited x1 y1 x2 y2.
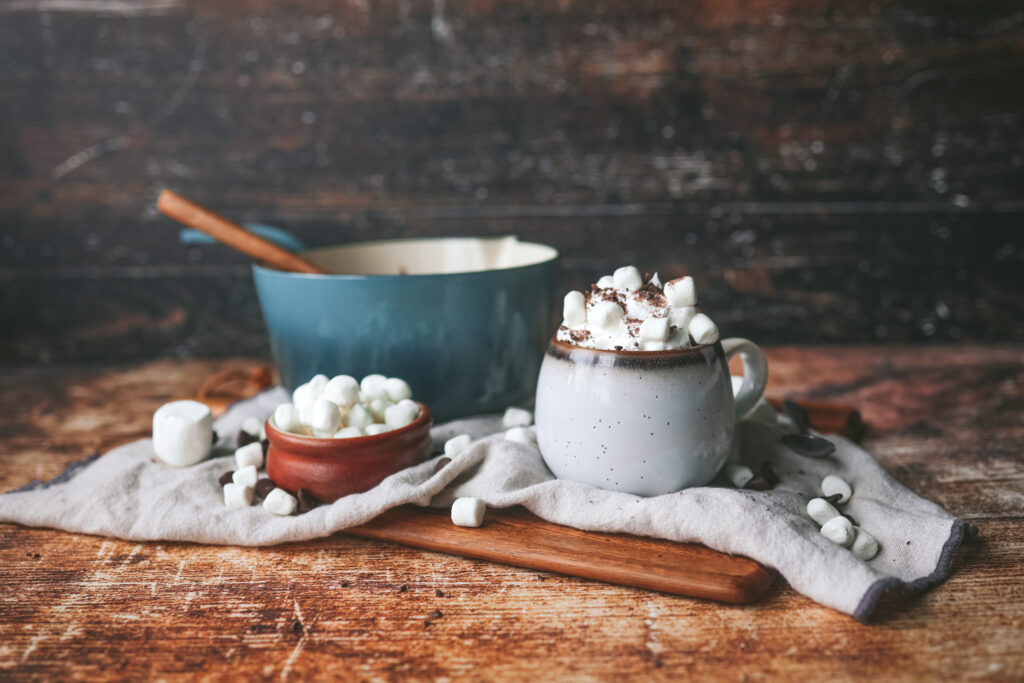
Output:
1 346 1021 680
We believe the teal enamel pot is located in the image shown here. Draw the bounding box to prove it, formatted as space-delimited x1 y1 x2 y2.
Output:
249 236 559 421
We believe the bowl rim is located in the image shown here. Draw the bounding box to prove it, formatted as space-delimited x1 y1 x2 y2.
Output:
264 401 432 452
252 236 559 280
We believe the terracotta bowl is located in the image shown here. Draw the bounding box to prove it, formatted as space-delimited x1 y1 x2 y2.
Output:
264 403 434 503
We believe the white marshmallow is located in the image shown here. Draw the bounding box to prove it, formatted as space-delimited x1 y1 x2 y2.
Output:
273 403 302 434
596 275 616 289
240 416 262 438
292 382 317 411
234 442 264 470
323 375 360 407
724 464 754 488
668 305 697 330
444 434 472 457
311 398 342 435
851 527 880 561
232 464 258 489
451 497 486 527
385 400 420 429
259 420 267 442
346 404 374 430
563 291 587 328
369 398 393 423
263 488 297 516
688 312 719 345
308 374 328 396
360 374 389 401
223 482 253 508
334 426 364 438
590 300 625 332
152 400 214 467
639 317 670 343
665 276 696 307
383 377 412 403
641 341 667 351
613 265 643 291
502 406 533 428
298 401 316 429
820 516 855 547
505 427 536 447
806 497 841 526
364 423 392 436
822 475 853 504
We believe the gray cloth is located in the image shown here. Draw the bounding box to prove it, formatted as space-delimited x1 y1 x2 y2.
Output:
0 387 973 622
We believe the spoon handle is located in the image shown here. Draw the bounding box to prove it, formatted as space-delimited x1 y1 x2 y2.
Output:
157 190 327 275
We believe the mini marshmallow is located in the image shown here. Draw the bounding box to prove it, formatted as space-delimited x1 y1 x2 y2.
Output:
641 341 667 351
311 398 342 435
223 482 254 508
368 398 393 423
274 403 302 434
383 377 412 403
820 515 855 547
668 305 697 330
822 474 853 504
360 374 389 401
299 401 316 430
259 420 267 442
590 300 625 332
563 291 587 328
807 497 841 526
851 527 880 561
502 406 533 428
639 317 670 343
688 312 719 345
263 488 297 516
308 374 328 396
724 464 754 488
346 404 374 431
292 382 316 413
444 434 472 457
241 416 262 438
152 400 214 467
323 375 360 407
665 276 696 307
596 275 616 289
334 426 364 438
364 423 392 436
649 272 662 288
613 265 643 291
232 464 258 489
451 497 486 527
505 427 536 447
234 441 264 470
385 400 420 429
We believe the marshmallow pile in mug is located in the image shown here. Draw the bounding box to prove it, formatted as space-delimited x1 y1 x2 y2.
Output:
273 373 421 438
557 266 719 351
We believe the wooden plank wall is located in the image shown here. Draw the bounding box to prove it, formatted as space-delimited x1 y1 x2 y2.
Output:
1 0 1022 362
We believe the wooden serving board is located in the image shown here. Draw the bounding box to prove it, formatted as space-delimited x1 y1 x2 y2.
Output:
342 399 861 604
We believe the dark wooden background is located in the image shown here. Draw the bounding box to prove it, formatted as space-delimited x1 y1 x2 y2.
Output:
2 0 1022 363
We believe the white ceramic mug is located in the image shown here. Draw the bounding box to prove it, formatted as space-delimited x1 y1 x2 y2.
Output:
535 337 768 496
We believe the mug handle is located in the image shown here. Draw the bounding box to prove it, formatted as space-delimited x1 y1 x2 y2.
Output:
721 338 769 418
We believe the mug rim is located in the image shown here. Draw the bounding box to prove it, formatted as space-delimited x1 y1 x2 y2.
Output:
548 335 715 356
546 335 723 368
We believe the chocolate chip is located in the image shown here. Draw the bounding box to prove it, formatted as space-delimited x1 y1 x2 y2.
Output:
398 584 408 593
297 488 321 514
783 399 810 433
261 440 269 457
218 471 234 487
781 433 836 458
434 457 452 474
744 462 779 491
435 589 444 597
824 493 844 506
25 552 40 559
237 430 259 449
841 512 859 526
255 478 276 499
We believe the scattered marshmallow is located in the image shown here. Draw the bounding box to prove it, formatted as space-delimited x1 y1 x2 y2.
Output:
263 488 297 516
232 464 258 489
590 300 625 332
822 475 853 504
364 423 392 436
596 275 616 289
240 417 262 438
385 400 420 429
334 426 364 438
502 407 533 428
383 377 412 403
346 403 375 431
563 291 587 328
234 442 264 470
806 497 841 526
274 403 302 434
311 398 342 436
444 434 472 457
613 265 644 291
451 497 486 527
223 482 254 508
851 527 880 561
505 427 536 447
360 374 388 401
639 317 670 343
323 375 360 407
152 400 214 467
820 515 855 547
688 313 720 345
724 464 754 488
664 276 696 307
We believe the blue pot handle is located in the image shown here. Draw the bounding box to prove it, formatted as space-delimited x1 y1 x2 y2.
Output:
179 223 307 253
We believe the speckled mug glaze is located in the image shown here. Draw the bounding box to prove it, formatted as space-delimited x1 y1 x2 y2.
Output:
535 337 767 496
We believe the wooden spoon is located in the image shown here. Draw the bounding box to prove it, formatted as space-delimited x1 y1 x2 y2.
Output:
157 189 327 274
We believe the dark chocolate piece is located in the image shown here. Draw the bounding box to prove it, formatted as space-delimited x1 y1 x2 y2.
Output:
434 457 452 474
744 462 779 491
237 430 259 449
255 478 276 499
781 433 836 458
783 398 810 433
296 488 321 514
218 471 235 487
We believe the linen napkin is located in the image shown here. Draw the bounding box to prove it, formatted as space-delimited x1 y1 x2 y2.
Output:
0 387 973 622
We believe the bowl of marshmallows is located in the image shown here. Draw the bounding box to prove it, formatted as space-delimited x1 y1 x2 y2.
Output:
264 372 434 503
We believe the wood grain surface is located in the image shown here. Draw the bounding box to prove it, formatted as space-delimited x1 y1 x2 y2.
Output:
2 1 1024 362
2 346 1022 679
